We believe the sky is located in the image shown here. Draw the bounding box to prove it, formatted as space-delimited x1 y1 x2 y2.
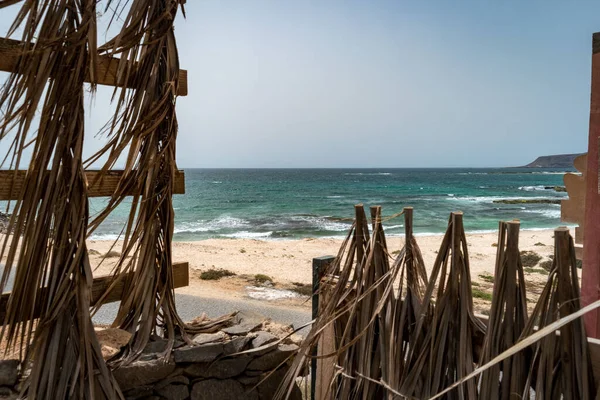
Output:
1 0 599 168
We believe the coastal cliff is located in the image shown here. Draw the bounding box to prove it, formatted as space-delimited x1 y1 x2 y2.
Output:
521 153 584 168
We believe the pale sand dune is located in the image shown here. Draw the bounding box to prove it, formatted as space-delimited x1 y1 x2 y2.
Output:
86 228 560 286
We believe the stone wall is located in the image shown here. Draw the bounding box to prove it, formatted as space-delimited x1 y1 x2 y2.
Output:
0 312 304 400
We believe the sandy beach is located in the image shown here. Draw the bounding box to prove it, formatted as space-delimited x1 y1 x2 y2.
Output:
84 228 564 313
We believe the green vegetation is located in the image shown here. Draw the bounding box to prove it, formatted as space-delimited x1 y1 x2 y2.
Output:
539 260 552 271
493 199 561 205
200 268 236 280
491 243 498 247
478 273 494 283
290 282 312 296
534 242 546 247
524 267 549 275
520 250 542 267
472 289 493 301
254 274 274 285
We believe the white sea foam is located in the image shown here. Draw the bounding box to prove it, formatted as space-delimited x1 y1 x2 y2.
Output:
174 216 250 234
446 196 560 203
221 231 273 239
344 172 392 176
519 185 549 191
522 209 561 219
326 195 343 199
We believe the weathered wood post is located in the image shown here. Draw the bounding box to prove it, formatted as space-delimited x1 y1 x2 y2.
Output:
311 255 335 400
582 32 600 338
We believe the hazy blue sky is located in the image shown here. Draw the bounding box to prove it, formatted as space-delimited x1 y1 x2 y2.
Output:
1 1 599 167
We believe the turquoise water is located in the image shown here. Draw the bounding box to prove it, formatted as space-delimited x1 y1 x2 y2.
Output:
89 168 572 241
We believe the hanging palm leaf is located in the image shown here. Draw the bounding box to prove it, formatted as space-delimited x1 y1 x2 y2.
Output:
521 227 595 399
84 0 188 364
478 220 529 399
0 0 121 398
401 212 485 399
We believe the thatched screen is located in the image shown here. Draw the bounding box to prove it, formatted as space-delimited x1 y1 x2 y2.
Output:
0 1 189 398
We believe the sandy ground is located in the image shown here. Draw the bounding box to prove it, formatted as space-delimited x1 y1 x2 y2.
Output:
84 228 563 313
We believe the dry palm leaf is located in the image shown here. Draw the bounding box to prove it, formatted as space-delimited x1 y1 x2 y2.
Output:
478 220 529 399
0 0 120 398
384 207 429 397
401 212 485 399
84 0 188 365
520 227 595 399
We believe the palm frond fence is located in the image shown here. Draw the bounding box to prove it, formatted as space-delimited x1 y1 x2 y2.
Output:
0 1 193 398
282 206 600 400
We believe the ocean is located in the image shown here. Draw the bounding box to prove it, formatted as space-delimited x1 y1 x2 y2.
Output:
88 168 573 241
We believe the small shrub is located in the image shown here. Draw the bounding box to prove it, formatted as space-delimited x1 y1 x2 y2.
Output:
576 259 582 269
478 273 494 283
239 248 246 253
472 289 492 301
539 259 552 271
491 243 498 247
524 267 548 275
88 249 101 256
255 274 273 285
290 282 312 296
534 242 545 247
391 250 401 255
200 268 236 280
105 250 121 258
520 251 542 268
472 281 481 288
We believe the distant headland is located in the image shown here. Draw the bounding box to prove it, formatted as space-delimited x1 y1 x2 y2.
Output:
519 153 584 168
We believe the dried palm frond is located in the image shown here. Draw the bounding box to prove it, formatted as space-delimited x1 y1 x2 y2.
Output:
520 227 595 399
0 0 120 398
478 220 529 399
401 212 485 399
84 0 188 364
384 207 429 397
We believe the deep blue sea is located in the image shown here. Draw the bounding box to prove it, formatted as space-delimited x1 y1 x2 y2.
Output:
88 168 573 241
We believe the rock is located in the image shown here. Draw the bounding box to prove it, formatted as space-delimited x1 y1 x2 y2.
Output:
223 336 251 355
96 328 131 360
155 384 189 400
184 357 250 379
142 338 185 355
251 332 278 349
113 358 176 391
192 332 225 346
222 322 262 336
174 343 223 364
191 379 257 400
255 367 302 400
0 360 19 386
154 374 189 389
247 344 298 371
238 374 261 385
0 386 16 398
123 386 153 399
222 311 265 336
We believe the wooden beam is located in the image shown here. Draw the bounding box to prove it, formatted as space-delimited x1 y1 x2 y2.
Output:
0 262 189 322
0 38 188 97
582 32 600 338
0 169 185 200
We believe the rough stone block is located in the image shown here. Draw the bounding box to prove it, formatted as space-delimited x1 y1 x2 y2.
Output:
174 343 223 364
184 356 250 379
247 344 298 371
192 332 225 346
251 332 278 349
0 360 18 387
223 336 251 355
191 379 257 400
155 384 189 400
113 358 176 391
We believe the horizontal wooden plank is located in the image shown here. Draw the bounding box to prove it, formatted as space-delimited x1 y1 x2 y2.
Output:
0 169 185 200
0 262 189 322
0 38 188 96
